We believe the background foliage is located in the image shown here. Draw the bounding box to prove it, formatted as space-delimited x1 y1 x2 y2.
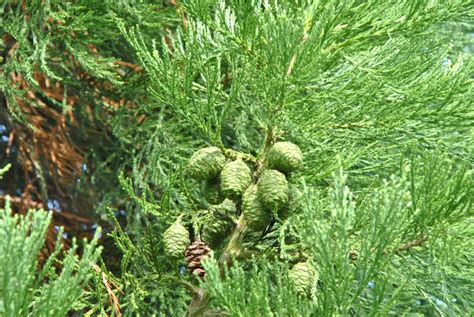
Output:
0 0 473 316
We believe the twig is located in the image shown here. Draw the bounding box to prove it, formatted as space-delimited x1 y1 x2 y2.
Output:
174 2 188 33
178 279 201 295
0 195 95 224
0 195 44 210
219 215 247 266
113 60 142 72
187 287 210 317
254 127 275 179
286 13 313 77
222 148 256 163
389 235 429 254
93 264 122 316
349 235 429 260
312 121 380 130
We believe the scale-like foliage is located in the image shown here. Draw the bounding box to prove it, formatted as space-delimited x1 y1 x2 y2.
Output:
0 198 102 316
109 1 472 315
197 155 472 316
1 0 472 316
118 0 472 187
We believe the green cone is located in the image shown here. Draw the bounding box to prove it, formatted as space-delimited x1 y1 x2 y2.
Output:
267 142 303 173
163 219 190 258
188 147 226 180
242 185 271 232
202 199 236 247
220 159 252 199
257 169 289 211
202 178 224 205
201 216 233 247
279 185 304 220
289 262 318 296
209 198 237 215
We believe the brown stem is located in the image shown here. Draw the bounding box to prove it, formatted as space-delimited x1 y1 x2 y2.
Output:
389 235 429 254
92 264 122 316
222 148 256 163
187 288 211 317
254 127 275 179
219 215 247 266
349 235 429 260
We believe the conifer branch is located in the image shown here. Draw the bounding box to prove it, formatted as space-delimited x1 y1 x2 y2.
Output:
187 287 211 317
3 1 472 315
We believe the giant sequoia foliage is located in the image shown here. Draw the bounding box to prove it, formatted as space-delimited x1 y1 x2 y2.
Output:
0 0 473 316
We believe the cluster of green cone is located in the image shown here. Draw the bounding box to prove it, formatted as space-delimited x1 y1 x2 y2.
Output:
162 142 318 293
244 141 303 232
188 142 303 234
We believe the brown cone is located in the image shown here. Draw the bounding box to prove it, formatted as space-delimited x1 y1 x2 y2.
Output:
185 240 211 278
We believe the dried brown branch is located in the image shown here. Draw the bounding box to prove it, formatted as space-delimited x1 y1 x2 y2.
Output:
114 60 143 72
93 264 122 317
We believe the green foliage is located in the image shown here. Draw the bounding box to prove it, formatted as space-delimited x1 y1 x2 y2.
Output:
115 0 472 192
1 0 473 316
105 208 191 315
0 197 102 316
0 164 11 177
193 155 472 316
0 0 179 225
107 1 472 315
202 257 316 316
295 154 472 315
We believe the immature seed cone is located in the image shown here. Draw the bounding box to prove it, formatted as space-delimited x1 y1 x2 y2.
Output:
201 200 236 247
267 142 303 173
278 186 304 220
289 262 318 296
188 147 226 180
210 198 237 215
163 219 190 258
202 177 224 205
185 241 211 278
242 185 270 232
257 169 289 211
220 159 252 199
201 217 233 248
